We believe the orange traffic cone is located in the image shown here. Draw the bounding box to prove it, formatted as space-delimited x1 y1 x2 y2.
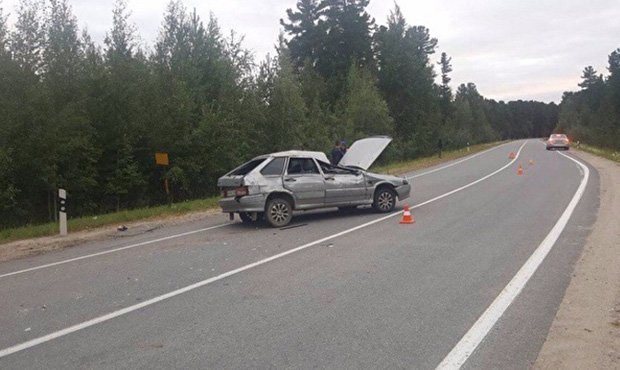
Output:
517 164 524 176
509 152 516 159
400 204 415 224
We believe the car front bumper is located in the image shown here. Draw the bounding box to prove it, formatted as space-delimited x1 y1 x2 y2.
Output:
219 194 267 213
547 144 569 149
395 183 411 200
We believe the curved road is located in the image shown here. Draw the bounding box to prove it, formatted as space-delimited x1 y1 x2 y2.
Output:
0 140 599 369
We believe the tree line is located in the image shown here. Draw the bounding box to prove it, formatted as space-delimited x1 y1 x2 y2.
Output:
0 0 558 228
557 48 620 149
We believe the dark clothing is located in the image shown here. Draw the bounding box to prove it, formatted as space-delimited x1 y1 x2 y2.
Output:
330 147 344 165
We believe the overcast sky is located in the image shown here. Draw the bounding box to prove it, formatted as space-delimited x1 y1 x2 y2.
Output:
2 0 619 102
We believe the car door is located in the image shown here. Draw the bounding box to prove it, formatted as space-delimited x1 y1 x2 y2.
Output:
283 157 326 208
319 161 368 204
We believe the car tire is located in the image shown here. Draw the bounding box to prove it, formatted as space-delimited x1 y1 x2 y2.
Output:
373 187 397 213
239 212 262 223
265 197 293 228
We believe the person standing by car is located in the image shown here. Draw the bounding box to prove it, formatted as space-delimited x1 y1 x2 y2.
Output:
331 140 344 165
339 140 347 156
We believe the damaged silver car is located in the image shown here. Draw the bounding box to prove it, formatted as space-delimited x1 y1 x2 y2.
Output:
217 136 411 227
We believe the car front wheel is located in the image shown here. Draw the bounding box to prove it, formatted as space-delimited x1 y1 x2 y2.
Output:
265 198 293 227
373 187 397 213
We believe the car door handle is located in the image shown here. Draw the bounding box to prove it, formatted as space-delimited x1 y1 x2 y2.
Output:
325 176 335 181
284 177 296 182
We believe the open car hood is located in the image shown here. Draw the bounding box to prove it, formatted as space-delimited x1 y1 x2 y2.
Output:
339 136 392 170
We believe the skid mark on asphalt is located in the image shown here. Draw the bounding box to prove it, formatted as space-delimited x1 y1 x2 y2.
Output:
0 142 528 359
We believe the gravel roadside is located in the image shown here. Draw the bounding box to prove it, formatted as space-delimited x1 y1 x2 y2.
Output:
535 150 620 369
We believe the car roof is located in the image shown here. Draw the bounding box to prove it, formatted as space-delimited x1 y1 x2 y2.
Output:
255 150 329 163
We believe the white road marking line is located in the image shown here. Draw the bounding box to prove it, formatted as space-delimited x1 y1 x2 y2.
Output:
0 141 515 279
436 150 590 370
406 141 512 179
0 142 528 359
0 223 229 279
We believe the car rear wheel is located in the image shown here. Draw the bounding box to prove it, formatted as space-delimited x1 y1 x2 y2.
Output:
265 198 293 227
373 187 396 213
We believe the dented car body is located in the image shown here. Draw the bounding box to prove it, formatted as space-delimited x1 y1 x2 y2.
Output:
217 136 411 227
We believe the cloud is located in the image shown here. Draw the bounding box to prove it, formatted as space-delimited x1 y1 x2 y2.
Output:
2 0 618 103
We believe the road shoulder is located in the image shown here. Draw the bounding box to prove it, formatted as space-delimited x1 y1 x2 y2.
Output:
0 209 221 262
535 150 620 369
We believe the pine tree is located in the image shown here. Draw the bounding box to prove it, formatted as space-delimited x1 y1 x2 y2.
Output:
375 3 440 155
438 52 453 103
264 48 307 152
11 0 45 74
105 0 136 61
338 64 393 140
0 2 8 56
578 66 602 90
42 0 99 216
280 0 328 70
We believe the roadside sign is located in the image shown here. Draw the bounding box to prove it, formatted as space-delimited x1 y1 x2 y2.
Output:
155 152 169 166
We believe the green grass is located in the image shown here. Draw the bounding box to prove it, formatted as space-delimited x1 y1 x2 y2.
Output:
0 197 220 245
1 141 505 245
371 141 505 176
576 143 620 163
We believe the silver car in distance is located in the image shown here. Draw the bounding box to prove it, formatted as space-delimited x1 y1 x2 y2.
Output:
217 136 412 227
546 133 570 150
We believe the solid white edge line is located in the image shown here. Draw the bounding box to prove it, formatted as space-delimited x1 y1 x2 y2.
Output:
0 142 528 359
0 141 516 279
406 141 512 179
435 150 590 370
0 223 229 279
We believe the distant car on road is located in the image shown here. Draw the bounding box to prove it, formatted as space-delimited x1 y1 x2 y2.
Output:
546 134 570 150
217 136 411 227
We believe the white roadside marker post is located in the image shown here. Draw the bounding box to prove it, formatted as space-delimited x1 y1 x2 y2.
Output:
59 189 67 236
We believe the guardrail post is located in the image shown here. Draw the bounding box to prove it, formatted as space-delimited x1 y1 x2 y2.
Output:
59 188 67 236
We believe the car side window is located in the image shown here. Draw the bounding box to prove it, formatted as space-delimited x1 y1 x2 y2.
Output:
288 158 319 175
261 157 286 176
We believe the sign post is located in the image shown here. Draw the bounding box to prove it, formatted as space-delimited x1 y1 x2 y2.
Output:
155 152 171 206
58 188 67 236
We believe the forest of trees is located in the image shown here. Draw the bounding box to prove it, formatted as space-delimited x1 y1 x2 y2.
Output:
0 0 559 228
557 48 620 150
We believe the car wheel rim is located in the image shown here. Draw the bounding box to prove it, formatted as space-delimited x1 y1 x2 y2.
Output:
270 203 289 223
378 192 394 211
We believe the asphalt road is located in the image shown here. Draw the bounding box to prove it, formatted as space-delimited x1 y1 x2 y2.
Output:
0 140 599 369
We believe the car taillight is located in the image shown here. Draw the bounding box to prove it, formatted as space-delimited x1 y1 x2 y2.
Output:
235 186 249 197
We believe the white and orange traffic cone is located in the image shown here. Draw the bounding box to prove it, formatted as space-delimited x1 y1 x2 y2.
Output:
517 164 524 176
400 204 415 224
508 152 516 159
